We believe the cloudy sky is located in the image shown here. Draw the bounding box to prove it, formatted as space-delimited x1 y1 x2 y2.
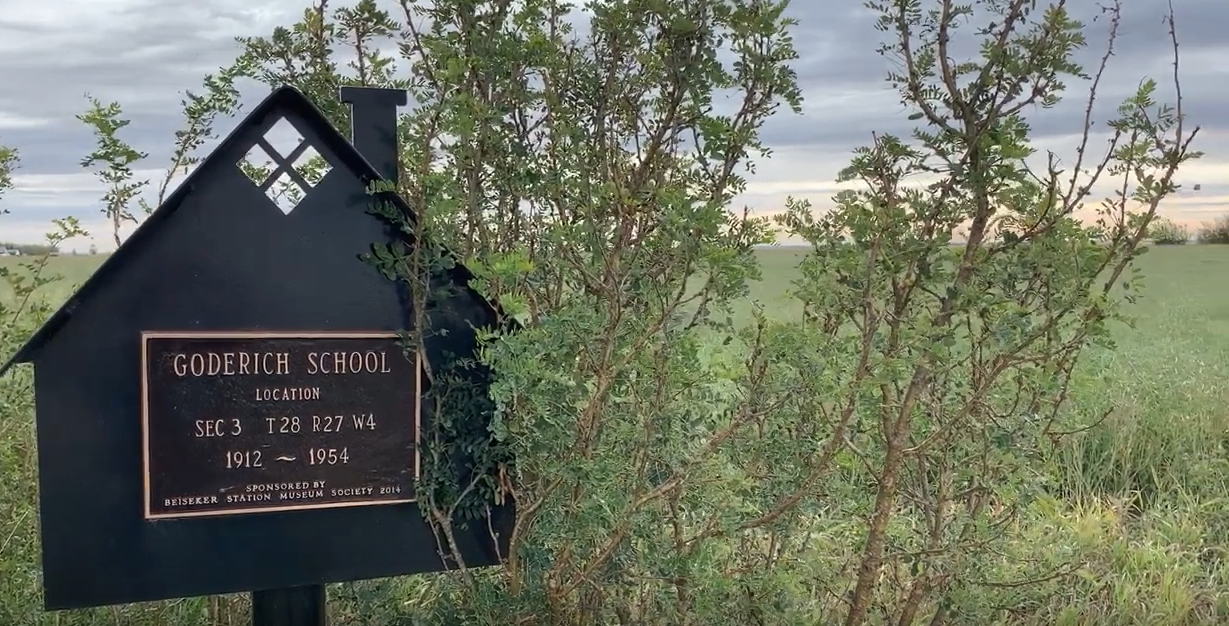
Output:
0 0 1225 250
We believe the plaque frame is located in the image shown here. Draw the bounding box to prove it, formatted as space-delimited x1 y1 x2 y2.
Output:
139 330 422 520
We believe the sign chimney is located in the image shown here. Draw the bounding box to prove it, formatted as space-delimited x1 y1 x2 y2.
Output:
338 87 407 185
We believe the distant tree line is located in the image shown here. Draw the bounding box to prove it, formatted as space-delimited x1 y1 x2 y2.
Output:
0 243 57 255
1147 215 1229 245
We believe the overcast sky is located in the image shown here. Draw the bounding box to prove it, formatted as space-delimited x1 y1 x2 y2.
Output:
0 0 1225 250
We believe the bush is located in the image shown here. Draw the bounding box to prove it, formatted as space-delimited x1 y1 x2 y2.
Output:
1150 218 1190 244
1197 215 1229 243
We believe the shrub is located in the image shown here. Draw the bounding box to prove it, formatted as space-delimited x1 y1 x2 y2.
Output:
1150 218 1190 244
1197 215 1229 243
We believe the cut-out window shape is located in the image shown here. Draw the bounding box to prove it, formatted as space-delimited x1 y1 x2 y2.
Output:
236 116 334 214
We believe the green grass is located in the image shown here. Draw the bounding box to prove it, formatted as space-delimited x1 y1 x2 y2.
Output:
1042 246 1229 621
1 245 1228 623
0 254 107 310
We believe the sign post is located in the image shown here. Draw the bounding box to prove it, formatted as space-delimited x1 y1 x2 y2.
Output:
252 586 326 626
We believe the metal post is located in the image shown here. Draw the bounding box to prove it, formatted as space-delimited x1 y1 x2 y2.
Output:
251 585 326 626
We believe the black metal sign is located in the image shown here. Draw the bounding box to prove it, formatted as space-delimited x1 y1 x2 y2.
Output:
0 87 507 610
141 331 420 519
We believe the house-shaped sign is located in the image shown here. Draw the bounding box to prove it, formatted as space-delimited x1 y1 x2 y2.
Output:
0 86 507 610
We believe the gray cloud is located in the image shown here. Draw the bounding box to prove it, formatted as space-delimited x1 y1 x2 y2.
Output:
0 0 1225 248
0 0 308 244
761 0 1229 153
1 111 185 174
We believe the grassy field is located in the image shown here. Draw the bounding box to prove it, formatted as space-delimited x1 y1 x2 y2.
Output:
0 254 107 307
1 245 1228 623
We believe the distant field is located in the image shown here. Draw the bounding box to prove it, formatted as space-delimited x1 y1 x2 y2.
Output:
1 246 1225 325
5 246 1227 396
0 255 107 309
0 250 813 316
4 247 1229 417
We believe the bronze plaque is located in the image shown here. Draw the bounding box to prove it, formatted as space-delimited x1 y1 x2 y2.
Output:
141 331 420 519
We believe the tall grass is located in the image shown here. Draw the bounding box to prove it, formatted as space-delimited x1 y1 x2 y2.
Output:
1044 246 1229 623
